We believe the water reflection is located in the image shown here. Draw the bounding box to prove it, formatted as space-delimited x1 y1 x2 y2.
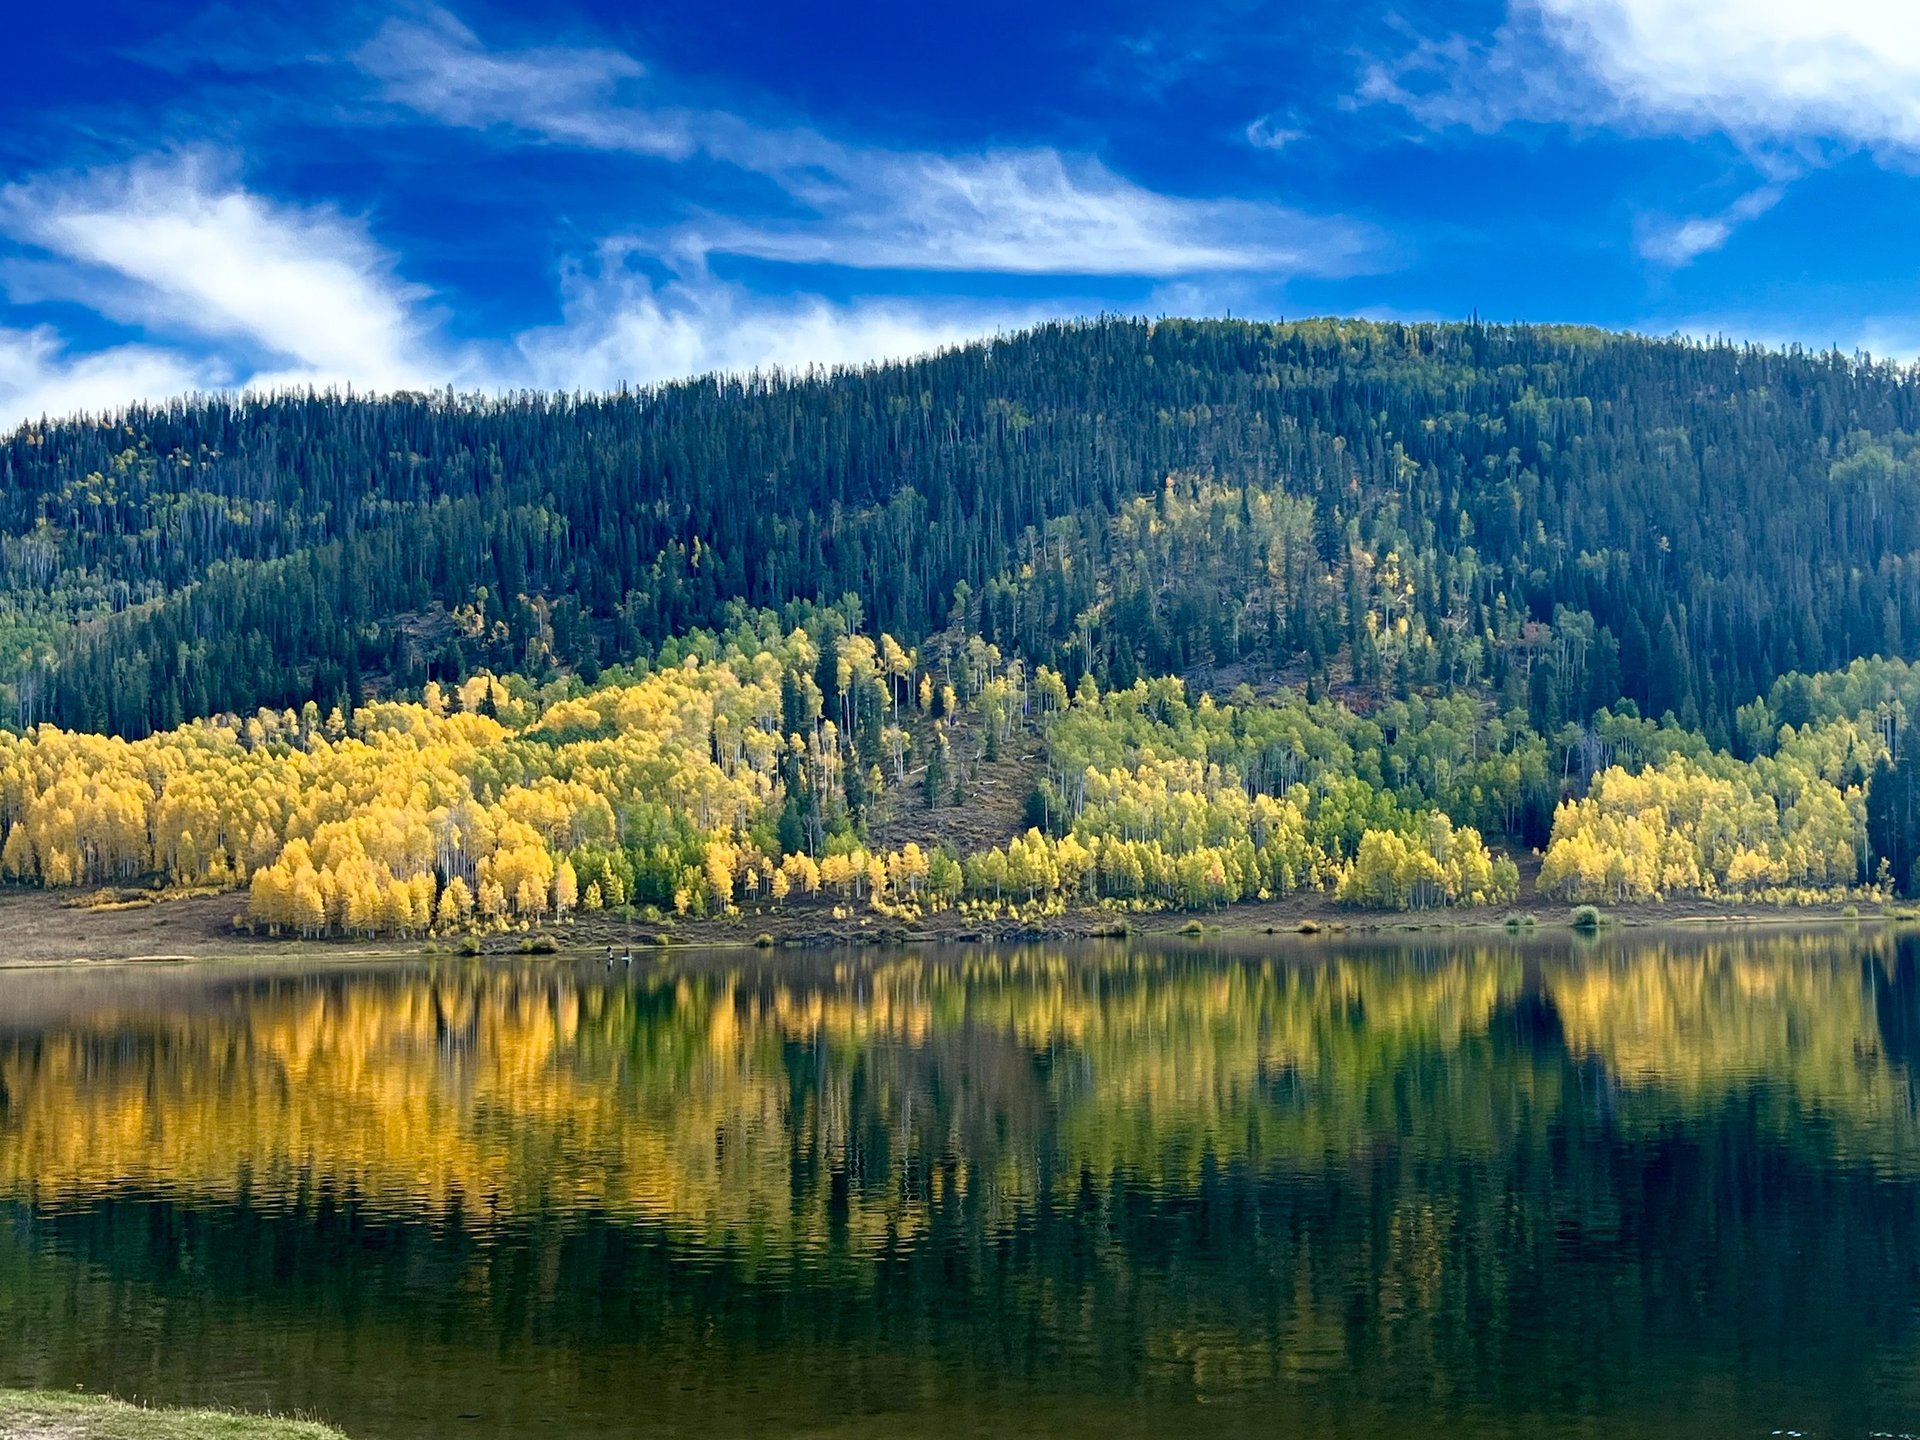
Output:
3 933 1920 1438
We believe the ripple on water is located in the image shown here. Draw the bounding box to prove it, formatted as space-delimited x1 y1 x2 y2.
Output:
1 933 1920 1439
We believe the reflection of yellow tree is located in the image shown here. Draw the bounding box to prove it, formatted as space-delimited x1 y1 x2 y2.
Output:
0 965 945 1261
0 954 1484 1247
952 951 1524 1185
5 938 1919 1264
1544 932 1920 1162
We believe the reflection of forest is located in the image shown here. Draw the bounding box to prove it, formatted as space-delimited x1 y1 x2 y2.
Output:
5 935 1920 1244
7 936 1920 1435
1548 935 1920 1156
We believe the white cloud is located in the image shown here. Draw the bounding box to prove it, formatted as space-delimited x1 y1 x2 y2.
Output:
1244 116 1304 151
0 326 220 428
355 9 696 158
1637 185 1783 266
1368 0 1920 152
1529 0 1920 148
511 252 1057 390
1848 320 1920 364
0 152 440 391
0 0 1383 430
0 170 1071 431
0 256 1058 433
1362 2 1920 267
350 10 1373 281
690 148 1371 278
1357 26 1591 134
1624 310 1920 365
1637 215 1735 267
1140 275 1283 320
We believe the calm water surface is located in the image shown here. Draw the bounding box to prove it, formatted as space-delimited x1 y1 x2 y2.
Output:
4 932 1920 1438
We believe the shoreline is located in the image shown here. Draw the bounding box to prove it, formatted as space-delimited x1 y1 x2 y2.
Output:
0 885 1894 969
0 1389 347 1439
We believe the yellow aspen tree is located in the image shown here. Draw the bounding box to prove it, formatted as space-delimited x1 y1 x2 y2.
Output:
384 878 416 934
704 840 735 908
291 872 327 937
437 876 475 928
2 823 33 879
478 879 507 920
248 864 292 932
409 871 438 925
781 852 820 896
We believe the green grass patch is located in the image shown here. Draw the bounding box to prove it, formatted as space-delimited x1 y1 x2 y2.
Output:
0 1390 349 1439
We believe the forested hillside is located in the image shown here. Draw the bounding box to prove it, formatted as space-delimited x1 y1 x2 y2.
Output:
8 318 1920 745
9 316 1920 930
0 614 1528 930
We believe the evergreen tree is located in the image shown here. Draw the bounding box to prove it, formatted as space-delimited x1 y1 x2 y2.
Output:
1869 745 1920 895
923 734 950 810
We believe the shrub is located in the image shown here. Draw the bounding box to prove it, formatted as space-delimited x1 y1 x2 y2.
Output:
1570 904 1603 932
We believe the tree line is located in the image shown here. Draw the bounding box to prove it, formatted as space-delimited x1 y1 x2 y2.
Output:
10 318 1920 747
0 611 1525 932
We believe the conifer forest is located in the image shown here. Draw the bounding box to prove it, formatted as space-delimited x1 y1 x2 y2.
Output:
8 317 1920 933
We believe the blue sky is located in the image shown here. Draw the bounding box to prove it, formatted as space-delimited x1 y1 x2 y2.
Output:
5 0 1920 425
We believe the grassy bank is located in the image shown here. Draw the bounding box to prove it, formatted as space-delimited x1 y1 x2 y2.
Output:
0 1391 347 1439
0 882 1898 968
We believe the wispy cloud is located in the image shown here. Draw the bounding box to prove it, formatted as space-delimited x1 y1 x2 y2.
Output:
1359 2 1920 271
0 149 1077 429
1366 0 1920 153
1529 0 1920 151
1356 19 1602 134
687 148 1372 277
513 250 1058 390
1244 115 1305 151
0 151 441 391
0 4 1388 428
1847 317 1920 364
1627 309 1920 363
1636 185 1784 266
351 7 1376 281
0 326 219 426
354 8 698 158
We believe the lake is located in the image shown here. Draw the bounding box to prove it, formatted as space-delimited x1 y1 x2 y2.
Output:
3 931 1920 1438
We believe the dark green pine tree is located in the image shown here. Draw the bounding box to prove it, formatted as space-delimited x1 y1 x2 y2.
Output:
1868 741 1920 895
923 733 950 811
13 318 1920 743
